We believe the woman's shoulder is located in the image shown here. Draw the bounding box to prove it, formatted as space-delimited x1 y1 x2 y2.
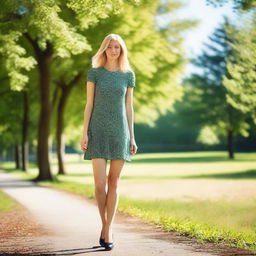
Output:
124 69 135 76
125 69 135 77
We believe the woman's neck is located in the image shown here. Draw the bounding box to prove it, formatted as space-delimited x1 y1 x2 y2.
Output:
104 60 119 71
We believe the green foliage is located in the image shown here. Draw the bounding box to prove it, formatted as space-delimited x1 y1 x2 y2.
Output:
0 89 23 149
66 0 140 29
186 20 250 142
206 0 256 10
0 31 36 90
223 15 256 124
28 1 92 57
0 0 137 91
196 126 220 145
122 0 196 124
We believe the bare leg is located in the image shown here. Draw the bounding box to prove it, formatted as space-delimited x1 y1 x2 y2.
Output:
92 158 107 239
105 159 125 243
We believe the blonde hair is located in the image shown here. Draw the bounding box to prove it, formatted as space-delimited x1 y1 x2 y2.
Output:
91 33 133 72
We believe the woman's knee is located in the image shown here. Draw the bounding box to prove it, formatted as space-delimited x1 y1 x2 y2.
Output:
95 180 106 193
108 175 120 190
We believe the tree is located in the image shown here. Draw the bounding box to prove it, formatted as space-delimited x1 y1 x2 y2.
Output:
189 20 249 159
223 14 256 125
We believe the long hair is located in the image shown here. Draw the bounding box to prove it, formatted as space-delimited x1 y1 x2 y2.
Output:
91 34 133 72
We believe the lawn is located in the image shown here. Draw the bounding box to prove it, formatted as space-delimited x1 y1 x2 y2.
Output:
0 191 22 212
1 151 256 251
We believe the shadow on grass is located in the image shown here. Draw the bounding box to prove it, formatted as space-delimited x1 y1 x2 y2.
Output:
131 156 256 163
186 169 256 179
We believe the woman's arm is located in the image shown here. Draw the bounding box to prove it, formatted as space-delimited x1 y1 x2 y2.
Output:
80 81 95 151
125 87 135 140
125 87 138 155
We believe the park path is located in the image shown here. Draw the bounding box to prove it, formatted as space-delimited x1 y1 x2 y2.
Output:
0 169 250 256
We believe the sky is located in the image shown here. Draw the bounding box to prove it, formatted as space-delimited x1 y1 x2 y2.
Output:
158 0 240 76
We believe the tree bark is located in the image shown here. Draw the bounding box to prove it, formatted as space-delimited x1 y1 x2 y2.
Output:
15 144 22 169
25 33 54 181
21 90 29 171
227 129 234 159
26 40 53 181
36 44 53 180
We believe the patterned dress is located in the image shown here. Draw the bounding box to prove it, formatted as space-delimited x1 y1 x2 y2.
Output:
83 66 136 162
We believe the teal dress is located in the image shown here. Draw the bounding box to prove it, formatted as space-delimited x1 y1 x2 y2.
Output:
83 66 136 162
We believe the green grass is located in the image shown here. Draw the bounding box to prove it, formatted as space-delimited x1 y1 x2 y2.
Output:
118 197 256 250
2 163 256 181
0 191 22 212
4 169 256 252
1 151 256 252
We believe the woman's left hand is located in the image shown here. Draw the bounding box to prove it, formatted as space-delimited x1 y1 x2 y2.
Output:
130 138 138 155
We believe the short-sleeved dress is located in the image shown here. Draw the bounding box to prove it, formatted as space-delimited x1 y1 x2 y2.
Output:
83 66 136 162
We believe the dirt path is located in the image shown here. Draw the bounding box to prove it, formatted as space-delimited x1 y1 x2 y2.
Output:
0 170 254 256
0 206 55 255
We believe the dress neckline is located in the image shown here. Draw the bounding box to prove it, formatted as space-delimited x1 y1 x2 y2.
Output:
102 66 120 72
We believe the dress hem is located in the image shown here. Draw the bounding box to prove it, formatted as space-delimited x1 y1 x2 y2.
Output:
84 155 132 162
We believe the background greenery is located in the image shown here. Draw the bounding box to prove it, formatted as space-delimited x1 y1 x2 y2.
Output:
0 1 256 252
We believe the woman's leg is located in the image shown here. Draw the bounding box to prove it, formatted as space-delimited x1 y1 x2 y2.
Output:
92 158 108 238
105 159 125 243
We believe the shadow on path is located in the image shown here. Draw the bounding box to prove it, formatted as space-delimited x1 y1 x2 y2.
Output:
1 245 108 255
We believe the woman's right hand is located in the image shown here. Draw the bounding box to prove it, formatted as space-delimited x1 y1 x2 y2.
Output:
80 134 89 152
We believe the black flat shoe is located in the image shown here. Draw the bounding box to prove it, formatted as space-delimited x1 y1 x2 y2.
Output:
99 231 105 247
104 234 114 251
104 242 114 251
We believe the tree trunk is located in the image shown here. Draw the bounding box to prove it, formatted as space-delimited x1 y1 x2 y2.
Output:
57 88 69 175
21 90 29 171
227 129 234 159
35 44 53 181
24 34 53 181
15 144 22 169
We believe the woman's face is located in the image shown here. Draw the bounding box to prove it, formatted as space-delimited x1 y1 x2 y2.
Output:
105 40 121 60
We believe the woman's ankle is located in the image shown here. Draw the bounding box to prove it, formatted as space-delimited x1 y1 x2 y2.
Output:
104 227 113 242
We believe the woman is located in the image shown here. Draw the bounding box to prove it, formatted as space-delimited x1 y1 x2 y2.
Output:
80 33 138 251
